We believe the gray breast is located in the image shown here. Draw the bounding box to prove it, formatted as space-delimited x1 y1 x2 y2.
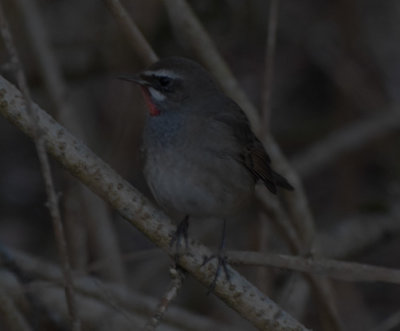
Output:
142 113 255 217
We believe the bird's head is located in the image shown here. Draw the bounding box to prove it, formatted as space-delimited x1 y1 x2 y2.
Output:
119 57 219 116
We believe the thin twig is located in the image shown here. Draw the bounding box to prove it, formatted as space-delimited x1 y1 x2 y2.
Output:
257 0 280 294
103 0 158 65
0 75 309 331
228 251 400 284
262 0 280 130
143 266 186 330
0 6 80 331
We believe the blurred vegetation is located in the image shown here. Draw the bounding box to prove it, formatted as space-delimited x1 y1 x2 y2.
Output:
0 0 400 330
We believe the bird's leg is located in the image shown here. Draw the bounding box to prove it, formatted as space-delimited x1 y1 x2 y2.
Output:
202 218 231 293
170 215 189 262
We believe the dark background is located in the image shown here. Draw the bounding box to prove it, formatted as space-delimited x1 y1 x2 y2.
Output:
1 0 400 330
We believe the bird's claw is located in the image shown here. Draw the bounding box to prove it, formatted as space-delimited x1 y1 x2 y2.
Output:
202 252 231 294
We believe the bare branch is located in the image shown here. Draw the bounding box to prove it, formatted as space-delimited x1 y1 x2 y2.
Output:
257 0 280 294
228 251 400 285
0 76 309 330
262 0 280 129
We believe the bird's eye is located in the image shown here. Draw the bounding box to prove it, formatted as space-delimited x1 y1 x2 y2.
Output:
158 76 172 87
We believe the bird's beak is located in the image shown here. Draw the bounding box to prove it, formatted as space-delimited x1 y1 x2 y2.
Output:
118 74 150 86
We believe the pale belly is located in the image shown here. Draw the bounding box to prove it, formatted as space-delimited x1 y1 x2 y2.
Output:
144 151 254 217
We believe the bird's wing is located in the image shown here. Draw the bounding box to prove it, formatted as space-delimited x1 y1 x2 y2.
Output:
212 98 293 193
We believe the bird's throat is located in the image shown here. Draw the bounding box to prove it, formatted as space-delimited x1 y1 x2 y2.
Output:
141 87 160 116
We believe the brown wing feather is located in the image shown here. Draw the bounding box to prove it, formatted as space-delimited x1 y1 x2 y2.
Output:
245 139 294 193
212 97 293 194
245 141 277 193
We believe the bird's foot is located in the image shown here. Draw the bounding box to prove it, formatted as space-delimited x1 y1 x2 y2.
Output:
202 251 231 294
170 215 189 263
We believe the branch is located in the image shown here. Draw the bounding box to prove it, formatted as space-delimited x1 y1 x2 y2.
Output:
261 0 280 129
228 251 400 285
0 76 309 330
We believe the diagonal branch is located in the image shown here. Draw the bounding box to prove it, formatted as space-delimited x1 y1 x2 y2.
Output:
0 76 309 330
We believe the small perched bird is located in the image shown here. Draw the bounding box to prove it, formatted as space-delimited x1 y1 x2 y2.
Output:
120 57 293 287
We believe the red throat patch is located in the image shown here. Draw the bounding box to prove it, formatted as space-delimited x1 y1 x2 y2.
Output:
141 87 160 116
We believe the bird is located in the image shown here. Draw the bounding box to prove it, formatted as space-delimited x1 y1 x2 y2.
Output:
120 56 293 288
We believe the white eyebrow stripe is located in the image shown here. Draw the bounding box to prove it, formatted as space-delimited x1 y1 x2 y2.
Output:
142 69 181 79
